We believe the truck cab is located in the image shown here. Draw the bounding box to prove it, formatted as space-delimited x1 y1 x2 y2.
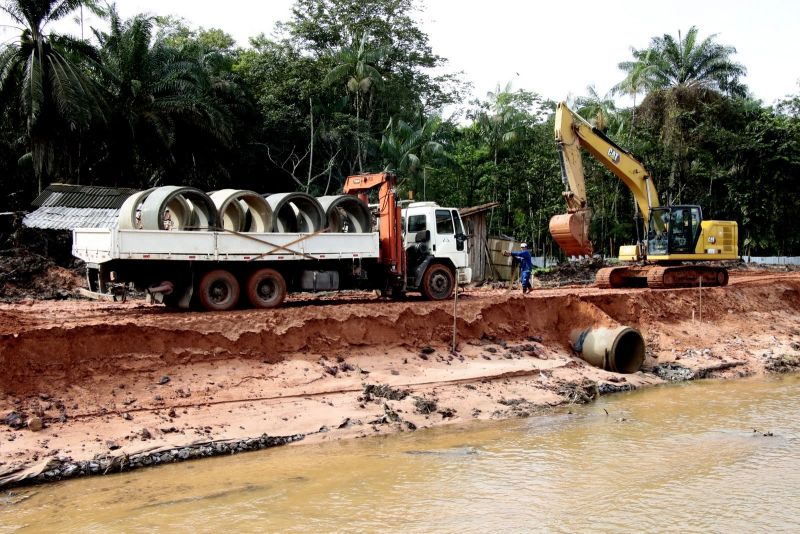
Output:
401 202 471 298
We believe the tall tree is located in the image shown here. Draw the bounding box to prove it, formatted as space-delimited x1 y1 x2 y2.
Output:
613 48 659 137
623 26 747 97
475 84 545 229
380 114 445 198
0 0 105 191
90 10 238 187
622 27 748 199
575 85 617 132
323 31 384 173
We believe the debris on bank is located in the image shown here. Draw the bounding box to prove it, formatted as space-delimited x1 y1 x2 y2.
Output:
535 257 608 287
0 433 305 489
0 246 83 302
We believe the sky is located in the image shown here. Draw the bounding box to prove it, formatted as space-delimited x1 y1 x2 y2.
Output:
2 0 798 108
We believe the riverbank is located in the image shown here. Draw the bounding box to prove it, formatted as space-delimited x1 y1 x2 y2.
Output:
1 272 799 488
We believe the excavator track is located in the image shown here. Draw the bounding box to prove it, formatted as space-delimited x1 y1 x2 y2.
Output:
596 265 729 289
596 266 629 288
646 265 729 289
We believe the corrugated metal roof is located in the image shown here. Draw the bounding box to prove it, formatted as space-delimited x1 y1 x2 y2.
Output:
32 184 138 209
460 202 500 218
23 207 120 230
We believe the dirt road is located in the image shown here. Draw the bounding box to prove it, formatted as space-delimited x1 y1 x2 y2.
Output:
1 271 799 487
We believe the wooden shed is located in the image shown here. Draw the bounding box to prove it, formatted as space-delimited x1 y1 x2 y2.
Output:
459 202 499 282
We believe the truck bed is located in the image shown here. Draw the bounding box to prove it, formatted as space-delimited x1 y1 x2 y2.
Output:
72 228 380 264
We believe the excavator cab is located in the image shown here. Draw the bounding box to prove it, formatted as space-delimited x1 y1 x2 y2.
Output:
647 205 702 256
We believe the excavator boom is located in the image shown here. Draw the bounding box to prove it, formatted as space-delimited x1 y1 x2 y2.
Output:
550 102 659 257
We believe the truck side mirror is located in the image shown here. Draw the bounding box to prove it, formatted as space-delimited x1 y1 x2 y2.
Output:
455 232 466 251
415 230 430 243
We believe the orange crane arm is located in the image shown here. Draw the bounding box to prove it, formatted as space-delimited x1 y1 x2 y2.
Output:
343 173 405 279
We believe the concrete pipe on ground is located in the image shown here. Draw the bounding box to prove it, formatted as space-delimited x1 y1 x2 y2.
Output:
140 186 218 231
117 188 155 229
317 195 372 233
210 189 273 232
570 326 645 374
264 192 326 233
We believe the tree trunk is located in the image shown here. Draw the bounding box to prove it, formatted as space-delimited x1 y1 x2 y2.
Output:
306 97 314 192
356 92 363 174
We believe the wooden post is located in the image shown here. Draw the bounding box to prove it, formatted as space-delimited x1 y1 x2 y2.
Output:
698 276 703 323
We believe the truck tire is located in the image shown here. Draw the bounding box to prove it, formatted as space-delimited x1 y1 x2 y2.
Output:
246 268 287 309
198 270 240 311
421 263 454 300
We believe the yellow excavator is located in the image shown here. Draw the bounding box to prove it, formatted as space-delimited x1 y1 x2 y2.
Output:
548 102 738 289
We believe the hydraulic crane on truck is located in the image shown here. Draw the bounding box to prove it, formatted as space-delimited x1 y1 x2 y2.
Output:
548 102 738 289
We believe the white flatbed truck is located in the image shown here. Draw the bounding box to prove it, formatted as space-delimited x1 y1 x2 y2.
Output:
72 173 471 310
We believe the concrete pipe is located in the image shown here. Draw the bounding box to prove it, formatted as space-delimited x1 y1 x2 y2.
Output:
570 326 645 374
210 189 273 232
317 195 372 233
140 186 218 231
210 189 246 231
117 188 155 229
265 192 326 233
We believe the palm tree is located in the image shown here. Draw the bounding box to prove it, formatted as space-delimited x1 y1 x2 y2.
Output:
613 48 659 137
477 83 537 229
478 83 527 166
575 85 617 132
624 26 746 97
615 27 747 197
323 31 384 173
92 9 236 186
380 115 445 199
0 0 105 192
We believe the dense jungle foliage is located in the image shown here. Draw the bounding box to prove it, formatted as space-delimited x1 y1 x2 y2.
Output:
1 0 798 256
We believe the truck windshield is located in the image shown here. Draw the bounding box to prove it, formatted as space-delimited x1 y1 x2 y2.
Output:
436 210 454 234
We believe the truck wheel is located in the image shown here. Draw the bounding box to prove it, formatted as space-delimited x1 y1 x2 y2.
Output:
246 268 286 309
422 264 454 300
198 270 240 311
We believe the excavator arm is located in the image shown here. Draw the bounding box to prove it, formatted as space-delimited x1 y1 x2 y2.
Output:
550 102 660 256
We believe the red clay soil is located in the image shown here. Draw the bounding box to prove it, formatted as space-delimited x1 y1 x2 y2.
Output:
1 271 799 487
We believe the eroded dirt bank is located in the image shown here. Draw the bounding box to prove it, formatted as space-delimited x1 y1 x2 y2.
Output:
1 272 799 487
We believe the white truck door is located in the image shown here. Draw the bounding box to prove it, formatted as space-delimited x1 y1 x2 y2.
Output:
434 209 457 255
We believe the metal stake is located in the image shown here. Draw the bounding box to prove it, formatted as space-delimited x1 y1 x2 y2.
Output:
452 269 460 352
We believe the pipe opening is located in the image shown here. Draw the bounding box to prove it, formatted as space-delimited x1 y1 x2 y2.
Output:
265 193 326 233
610 329 645 374
211 190 272 232
317 195 372 233
570 326 645 374
139 186 218 231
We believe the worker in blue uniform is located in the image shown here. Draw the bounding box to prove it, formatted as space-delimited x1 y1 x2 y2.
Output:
503 242 533 294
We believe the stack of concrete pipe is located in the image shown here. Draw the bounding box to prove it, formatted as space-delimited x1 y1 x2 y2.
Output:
117 186 372 234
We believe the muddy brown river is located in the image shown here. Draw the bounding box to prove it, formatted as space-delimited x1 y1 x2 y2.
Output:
2 374 799 533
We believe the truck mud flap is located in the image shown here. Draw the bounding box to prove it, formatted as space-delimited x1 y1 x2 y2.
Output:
410 255 433 290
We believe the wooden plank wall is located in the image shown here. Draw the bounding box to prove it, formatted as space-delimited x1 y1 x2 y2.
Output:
464 214 487 281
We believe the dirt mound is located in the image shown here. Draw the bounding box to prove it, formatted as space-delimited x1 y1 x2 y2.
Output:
536 257 608 286
0 248 83 302
2 277 799 395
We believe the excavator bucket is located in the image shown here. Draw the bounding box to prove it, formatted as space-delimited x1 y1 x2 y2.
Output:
549 211 593 257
